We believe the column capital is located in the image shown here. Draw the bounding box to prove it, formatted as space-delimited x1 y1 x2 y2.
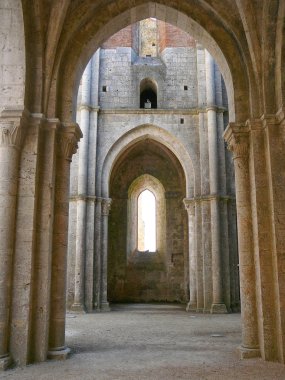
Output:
260 113 278 126
0 107 29 149
57 123 82 161
78 104 100 113
276 106 285 125
101 198 112 216
223 122 250 159
183 198 195 215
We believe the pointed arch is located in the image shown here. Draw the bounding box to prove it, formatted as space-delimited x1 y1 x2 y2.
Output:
51 1 256 123
100 124 195 199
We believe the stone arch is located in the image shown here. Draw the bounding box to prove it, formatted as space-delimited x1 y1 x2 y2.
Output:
108 137 188 304
50 1 258 124
100 124 195 199
0 0 25 110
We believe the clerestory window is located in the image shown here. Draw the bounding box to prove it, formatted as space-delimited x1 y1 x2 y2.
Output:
137 189 156 251
127 174 165 259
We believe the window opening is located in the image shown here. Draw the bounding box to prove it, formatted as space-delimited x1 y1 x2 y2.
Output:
137 190 156 251
184 85 188 91
140 78 158 109
102 85 107 92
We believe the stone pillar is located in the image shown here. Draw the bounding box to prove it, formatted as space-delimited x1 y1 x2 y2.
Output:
100 198 112 311
85 51 100 312
196 47 207 312
48 124 82 360
198 111 212 312
94 197 102 310
194 201 204 312
250 116 282 361
71 62 92 312
224 123 260 358
0 113 25 370
205 50 227 313
184 199 197 311
31 118 58 363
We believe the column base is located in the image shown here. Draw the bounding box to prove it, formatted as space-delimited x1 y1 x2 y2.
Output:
0 355 12 370
211 303 228 314
47 347 71 361
70 302 86 313
186 301 197 312
238 345 261 359
100 301 111 312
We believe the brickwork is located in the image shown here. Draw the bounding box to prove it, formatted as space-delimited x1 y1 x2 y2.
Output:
158 21 196 50
102 25 133 49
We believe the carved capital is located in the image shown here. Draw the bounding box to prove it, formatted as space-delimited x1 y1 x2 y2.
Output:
223 122 249 159
183 198 195 215
276 106 285 125
57 123 83 161
0 120 23 148
101 198 112 216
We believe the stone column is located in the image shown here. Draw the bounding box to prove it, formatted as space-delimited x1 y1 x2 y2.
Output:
184 199 197 311
48 124 82 360
0 114 25 370
194 201 204 312
205 50 227 313
198 111 210 312
100 198 112 311
85 51 100 312
224 123 260 358
31 118 58 363
71 61 92 312
94 197 102 310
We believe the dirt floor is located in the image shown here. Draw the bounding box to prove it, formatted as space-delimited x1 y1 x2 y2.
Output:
1 304 285 379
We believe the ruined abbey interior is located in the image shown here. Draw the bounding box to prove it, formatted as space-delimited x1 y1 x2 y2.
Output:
0 0 285 374
67 19 239 314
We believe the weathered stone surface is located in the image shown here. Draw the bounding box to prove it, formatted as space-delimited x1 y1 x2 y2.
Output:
0 0 284 371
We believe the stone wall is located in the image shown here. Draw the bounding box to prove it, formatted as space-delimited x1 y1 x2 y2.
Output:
67 19 239 314
0 0 25 108
97 22 206 110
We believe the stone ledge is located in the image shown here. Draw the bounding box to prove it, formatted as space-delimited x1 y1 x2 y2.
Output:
98 106 227 115
238 345 261 359
100 302 111 312
0 355 12 371
211 303 228 314
186 301 197 312
70 303 86 313
47 347 71 361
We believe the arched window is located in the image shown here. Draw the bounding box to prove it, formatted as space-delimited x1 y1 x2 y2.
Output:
137 190 156 251
127 174 165 258
140 78 157 108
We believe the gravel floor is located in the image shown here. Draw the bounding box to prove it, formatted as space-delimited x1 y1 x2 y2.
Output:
1 304 285 380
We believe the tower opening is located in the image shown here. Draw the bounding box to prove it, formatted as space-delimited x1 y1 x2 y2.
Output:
140 78 158 108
